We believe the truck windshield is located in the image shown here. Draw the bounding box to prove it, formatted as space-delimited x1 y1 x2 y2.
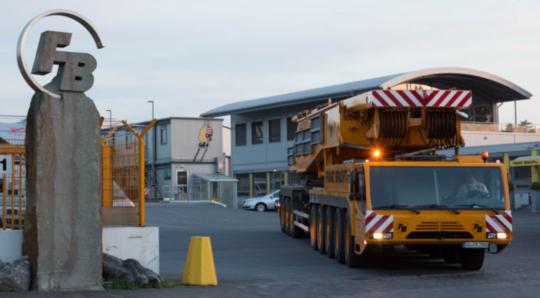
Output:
369 166 505 209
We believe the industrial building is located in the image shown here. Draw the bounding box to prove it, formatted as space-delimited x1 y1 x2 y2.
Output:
201 67 537 201
101 117 236 208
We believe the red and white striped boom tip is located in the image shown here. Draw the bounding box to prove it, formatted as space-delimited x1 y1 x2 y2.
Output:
368 90 472 108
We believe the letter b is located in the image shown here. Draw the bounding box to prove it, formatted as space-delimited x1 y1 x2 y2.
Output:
32 31 97 93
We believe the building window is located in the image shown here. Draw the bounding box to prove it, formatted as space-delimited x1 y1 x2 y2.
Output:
236 174 250 199
235 124 246 146
252 121 263 145
252 172 267 197
269 119 281 143
161 125 167 145
287 117 297 141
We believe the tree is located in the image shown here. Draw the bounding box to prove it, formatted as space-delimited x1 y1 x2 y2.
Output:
520 119 534 133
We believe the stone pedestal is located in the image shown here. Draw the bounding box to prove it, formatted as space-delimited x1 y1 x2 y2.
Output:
23 81 102 291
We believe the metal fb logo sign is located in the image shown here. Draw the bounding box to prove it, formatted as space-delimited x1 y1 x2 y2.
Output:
368 90 472 108
16 9 106 97
365 210 394 234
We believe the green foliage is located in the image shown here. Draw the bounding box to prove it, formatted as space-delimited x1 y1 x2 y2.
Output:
531 182 540 190
104 276 181 290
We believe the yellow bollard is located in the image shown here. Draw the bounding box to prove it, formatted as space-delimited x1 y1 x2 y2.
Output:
182 236 218 286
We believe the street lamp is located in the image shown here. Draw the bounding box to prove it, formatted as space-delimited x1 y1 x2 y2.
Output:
148 101 154 120
106 110 112 130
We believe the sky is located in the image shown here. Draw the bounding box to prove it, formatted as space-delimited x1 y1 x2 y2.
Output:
0 0 539 126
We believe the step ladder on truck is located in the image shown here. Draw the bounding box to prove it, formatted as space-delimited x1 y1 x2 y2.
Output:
279 89 512 270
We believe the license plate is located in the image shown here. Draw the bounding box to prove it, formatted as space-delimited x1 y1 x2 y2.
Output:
462 242 489 249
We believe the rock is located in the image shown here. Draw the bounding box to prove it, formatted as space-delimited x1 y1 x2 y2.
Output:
103 253 160 286
0 256 31 292
0 260 5 270
23 76 103 291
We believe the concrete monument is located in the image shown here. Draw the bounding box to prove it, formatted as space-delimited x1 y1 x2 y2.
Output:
17 10 106 291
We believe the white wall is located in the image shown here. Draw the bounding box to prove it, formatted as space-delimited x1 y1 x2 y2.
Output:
102 227 160 274
222 126 231 157
0 230 23 263
463 131 540 147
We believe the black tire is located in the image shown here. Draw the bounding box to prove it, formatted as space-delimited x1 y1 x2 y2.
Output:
279 198 286 233
345 209 365 268
460 249 485 270
310 204 318 250
443 248 461 264
317 205 327 254
334 208 347 264
291 198 304 239
286 198 292 236
325 207 336 258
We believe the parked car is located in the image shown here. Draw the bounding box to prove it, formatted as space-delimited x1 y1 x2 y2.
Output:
242 190 280 212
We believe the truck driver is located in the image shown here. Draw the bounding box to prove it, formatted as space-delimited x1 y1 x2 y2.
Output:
456 172 489 199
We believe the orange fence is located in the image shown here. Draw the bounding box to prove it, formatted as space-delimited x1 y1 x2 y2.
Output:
0 118 156 229
102 140 141 225
0 150 25 230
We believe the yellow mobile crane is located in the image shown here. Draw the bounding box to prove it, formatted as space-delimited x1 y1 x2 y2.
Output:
279 89 512 270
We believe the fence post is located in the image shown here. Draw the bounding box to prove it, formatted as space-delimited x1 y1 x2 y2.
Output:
2 174 5 230
139 138 145 227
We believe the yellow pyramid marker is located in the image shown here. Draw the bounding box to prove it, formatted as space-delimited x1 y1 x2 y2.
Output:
182 236 218 285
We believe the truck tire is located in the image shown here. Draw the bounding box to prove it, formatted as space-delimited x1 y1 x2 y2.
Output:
317 205 327 254
310 204 318 250
334 207 347 264
460 249 485 270
286 198 292 236
279 197 286 233
291 198 304 239
325 206 336 258
443 248 461 264
345 209 365 268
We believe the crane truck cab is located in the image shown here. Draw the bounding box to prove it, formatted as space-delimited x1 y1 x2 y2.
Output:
279 89 511 270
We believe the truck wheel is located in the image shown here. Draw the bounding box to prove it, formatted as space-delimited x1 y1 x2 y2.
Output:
291 199 304 239
443 248 461 264
325 207 336 258
460 249 485 270
345 209 365 268
286 198 292 236
317 205 327 254
310 205 318 250
279 198 286 233
334 207 347 264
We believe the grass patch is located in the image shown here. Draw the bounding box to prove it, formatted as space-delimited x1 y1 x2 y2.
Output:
104 276 181 290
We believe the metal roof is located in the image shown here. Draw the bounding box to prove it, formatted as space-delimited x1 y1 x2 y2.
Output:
201 67 532 117
194 174 238 182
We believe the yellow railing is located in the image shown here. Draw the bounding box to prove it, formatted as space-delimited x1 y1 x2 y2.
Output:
461 122 540 134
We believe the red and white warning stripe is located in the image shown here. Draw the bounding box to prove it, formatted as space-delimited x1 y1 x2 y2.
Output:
365 210 394 234
368 90 472 108
144 188 150 195
485 211 512 232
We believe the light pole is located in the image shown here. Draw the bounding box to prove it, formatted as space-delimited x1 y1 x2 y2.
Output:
106 110 112 130
148 101 154 120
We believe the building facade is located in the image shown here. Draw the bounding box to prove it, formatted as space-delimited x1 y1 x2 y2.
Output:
201 67 534 201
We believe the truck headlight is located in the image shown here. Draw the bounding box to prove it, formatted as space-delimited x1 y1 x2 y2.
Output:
497 232 508 239
487 232 496 239
372 232 392 239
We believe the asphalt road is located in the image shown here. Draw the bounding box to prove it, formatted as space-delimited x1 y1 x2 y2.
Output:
5 203 540 297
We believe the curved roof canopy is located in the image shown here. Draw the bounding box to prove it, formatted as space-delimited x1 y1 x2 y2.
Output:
201 67 532 117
